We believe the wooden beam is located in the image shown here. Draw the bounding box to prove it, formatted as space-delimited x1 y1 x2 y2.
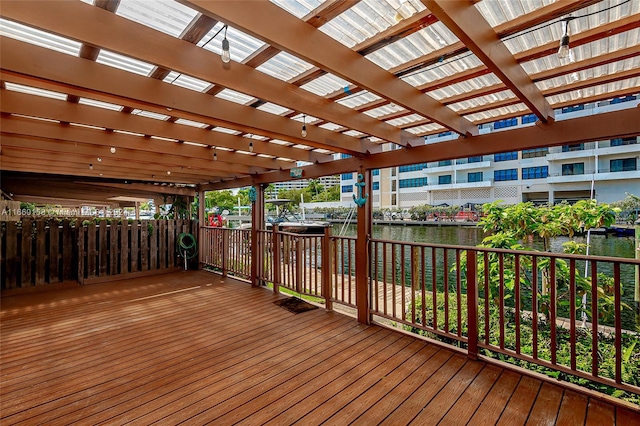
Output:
80 182 197 197
0 1 392 148
202 107 640 189
180 0 477 138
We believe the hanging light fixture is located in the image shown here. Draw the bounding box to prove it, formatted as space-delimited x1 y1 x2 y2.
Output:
301 114 307 138
110 146 116 154
89 163 93 170
221 25 231 64
249 141 254 153
557 18 572 60
213 147 218 161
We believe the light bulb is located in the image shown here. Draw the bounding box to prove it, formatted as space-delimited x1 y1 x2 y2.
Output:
221 38 231 63
167 170 171 175
214 152 218 161
557 34 570 59
249 141 253 153
97 157 102 162
89 164 93 170
110 146 116 154
301 124 307 138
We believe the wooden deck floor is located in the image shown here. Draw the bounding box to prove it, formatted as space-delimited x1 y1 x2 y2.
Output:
1 271 638 425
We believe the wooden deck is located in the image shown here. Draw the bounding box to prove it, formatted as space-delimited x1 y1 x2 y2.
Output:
1 271 638 425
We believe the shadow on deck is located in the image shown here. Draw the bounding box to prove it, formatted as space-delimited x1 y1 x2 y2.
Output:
1 271 638 425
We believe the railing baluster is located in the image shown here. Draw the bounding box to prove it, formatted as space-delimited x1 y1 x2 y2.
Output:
444 248 449 334
383 242 388 316
550 257 557 365
456 249 462 337
569 259 577 371
499 252 505 350
591 260 598 378
614 262 622 384
467 250 478 360
401 244 406 322
515 254 521 355
421 246 426 328
484 251 489 345
392 243 397 319
432 247 437 331
532 255 538 360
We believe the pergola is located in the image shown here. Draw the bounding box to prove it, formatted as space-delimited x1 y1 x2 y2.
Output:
1 0 638 201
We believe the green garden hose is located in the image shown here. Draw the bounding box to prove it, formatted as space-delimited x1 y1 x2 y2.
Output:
177 232 198 260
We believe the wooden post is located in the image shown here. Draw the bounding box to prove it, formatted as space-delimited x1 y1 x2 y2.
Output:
197 189 205 270
322 226 333 311
222 229 229 277
635 215 640 324
250 184 265 287
466 250 479 360
296 236 303 294
355 168 372 325
273 224 281 294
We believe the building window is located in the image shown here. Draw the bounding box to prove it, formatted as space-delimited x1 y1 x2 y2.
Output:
372 182 380 190
340 153 352 159
494 151 518 162
399 163 427 173
522 166 548 180
468 156 483 163
494 169 518 181
468 172 483 183
438 160 452 167
341 173 353 180
494 118 518 129
522 148 549 158
372 169 380 176
611 137 637 146
562 163 584 176
610 95 637 104
438 131 452 137
561 105 584 113
562 144 584 152
438 175 452 185
391 180 397 191
399 177 428 188
341 185 353 193
521 114 537 124
391 194 397 205
610 158 637 172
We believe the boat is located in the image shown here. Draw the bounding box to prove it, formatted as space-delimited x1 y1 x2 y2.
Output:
240 199 332 234
608 226 635 237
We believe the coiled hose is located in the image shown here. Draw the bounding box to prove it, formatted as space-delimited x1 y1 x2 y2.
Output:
177 232 198 261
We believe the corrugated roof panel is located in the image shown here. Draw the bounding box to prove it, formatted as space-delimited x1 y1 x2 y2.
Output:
428 74 503 101
475 0 551 28
96 50 156 76
366 21 458 70
318 122 343 131
337 91 382 108
343 130 365 137
301 73 352 96
199 22 266 63
215 88 255 105
78 98 123 111
163 72 213 92
4 82 68 101
269 0 325 19
212 126 242 135
131 109 171 121
0 18 82 56
401 54 485 87
464 103 529 122
363 103 405 118
447 90 516 113
256 103 291 115
405 123 443 134
256 51 314 81
537 57 640 92
175 118 209 128
547 78 640 105
116 0 198 38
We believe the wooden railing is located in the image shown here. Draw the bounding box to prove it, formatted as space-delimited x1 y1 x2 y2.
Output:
369 238 640 396
200 226 639 396
1 219 195 291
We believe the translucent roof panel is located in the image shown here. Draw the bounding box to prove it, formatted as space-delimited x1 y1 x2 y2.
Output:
427 74 504 101
269 0 324 19
363 104 406 118
464 104 529 122
116 0 198 38
215 89 255 105
336 91 383 108
475 0 553 28
0 18 81 56
212 127 242 135
96 50 156 76
131 109 171 121
174 118 209 128
318 0 415 48
78 98 123 111
199 22 266 63
318 122 343 131
163 72 213 92
447 90 516 113
502 0 640 56
366 22 458 71
386 113 425 127
401 54 485 88
300 73 352 96
406 123 444 134
546 79 640 106
4 82 68 101
536 57 640 92
256 51 314 81
256 103 291 115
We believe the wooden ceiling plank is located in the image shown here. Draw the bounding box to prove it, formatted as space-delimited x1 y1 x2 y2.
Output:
180 0 476 138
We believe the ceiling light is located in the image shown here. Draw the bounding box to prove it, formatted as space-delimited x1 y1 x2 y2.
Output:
97 157 102 162
213 147 218 161
249 141 254 153
167 170 171 175
301 114 307 138
221 25 231 64
558 18 572 60
89 163 93 170
110 146 116 154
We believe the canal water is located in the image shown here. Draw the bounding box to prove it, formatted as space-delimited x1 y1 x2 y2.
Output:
340 224 638 329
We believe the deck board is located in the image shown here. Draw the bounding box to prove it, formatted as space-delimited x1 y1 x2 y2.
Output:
1 270 638 425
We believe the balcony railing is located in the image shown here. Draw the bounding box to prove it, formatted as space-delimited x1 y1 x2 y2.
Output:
200 226 640 397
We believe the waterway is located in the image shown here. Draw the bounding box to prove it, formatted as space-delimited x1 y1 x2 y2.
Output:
340 224 638 329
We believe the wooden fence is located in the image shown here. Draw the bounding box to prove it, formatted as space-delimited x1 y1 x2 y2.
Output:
1 219 195 291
